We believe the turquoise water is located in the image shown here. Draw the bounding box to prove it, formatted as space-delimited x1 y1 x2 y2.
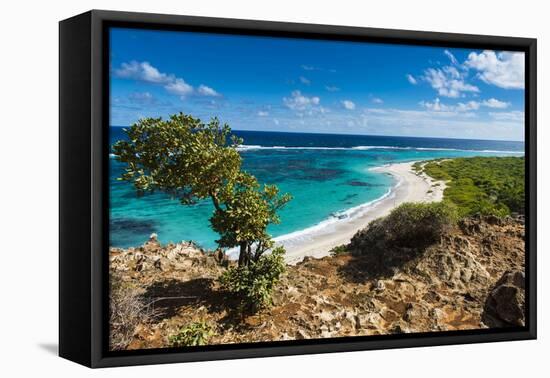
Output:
109 129 524 249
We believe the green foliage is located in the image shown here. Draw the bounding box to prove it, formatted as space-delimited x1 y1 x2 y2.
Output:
385 201 458 247
210 173 291 265
168 321 214 347
412 161 424 174
421 157 524 217
219 247 286 311
330 244 349 257
113 114 242 202
350 201 459 253
347 202 459 278
113 113 291 265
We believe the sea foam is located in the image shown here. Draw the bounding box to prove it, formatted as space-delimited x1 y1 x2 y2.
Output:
226 182 397 260
235 145 523 154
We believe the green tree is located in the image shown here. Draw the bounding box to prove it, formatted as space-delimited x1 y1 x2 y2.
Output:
113 113 291 266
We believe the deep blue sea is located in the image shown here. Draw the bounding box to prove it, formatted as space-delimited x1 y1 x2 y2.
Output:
109 127 524 249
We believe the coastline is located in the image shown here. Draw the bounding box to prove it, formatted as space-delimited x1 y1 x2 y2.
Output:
279 160 446 265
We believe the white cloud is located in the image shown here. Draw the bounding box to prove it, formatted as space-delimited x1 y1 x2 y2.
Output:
406 74 418 85
456 101 481 112
139 63 170 83
283 90 321 111
256 102 522 140
359 107 523 141
420 97 510 113
113 61 220 98
364 108 389 115
372 98 384 104
420 98 457 112
113 61 171 84
197 85 221 97
444 49 458 65
423 67 479 98
299 76 311 85
443 66 461 79
325 85 340 92
489 111 525 122
127 92 155 104
465 51 525 89
257 110 269 116
341 100 356 110
301 65 315 71
164 78 193 96
482 98 510 109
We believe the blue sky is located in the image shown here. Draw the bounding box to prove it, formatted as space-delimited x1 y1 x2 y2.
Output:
110 28 525 141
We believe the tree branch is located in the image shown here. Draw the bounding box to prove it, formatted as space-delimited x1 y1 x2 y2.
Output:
210 191 223 212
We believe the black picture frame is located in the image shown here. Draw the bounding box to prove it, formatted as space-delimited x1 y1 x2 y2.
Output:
59 9 537 368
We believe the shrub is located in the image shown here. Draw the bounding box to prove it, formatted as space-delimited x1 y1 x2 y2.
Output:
350 201 458 253
169 321 214 347
219 247 286 311
387 202 458 247
330 244 348 257
109 272 153 350
347 202 458 278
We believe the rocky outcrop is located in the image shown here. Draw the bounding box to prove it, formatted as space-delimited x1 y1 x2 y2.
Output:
110 233 227 285
482 270 525 327
110 216 525 350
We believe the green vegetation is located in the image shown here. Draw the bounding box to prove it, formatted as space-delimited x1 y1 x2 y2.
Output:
113 113 291 266
220 247 286 311
347 202 459 277
412 161 423 173
420 157 524 217
114 113 292 311
169 321 214 347
330 244 349 257
350 202 459 253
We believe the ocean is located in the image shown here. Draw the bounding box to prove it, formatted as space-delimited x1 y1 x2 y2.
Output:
109 127 524 249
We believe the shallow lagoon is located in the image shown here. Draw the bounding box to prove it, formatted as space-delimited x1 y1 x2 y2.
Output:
109 128 523 249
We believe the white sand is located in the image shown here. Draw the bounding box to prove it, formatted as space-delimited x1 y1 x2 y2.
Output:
280 161 446 265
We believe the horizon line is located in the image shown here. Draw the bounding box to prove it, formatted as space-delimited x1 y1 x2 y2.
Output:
109 125 524 144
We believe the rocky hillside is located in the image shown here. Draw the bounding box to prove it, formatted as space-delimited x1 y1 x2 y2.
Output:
110 215 525 350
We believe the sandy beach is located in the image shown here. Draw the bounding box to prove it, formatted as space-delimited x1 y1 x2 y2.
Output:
280 161 446 265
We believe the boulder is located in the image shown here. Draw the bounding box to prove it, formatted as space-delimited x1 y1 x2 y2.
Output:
482 270 525 327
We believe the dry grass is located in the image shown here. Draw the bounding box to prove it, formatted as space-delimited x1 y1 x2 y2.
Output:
109 272 155 350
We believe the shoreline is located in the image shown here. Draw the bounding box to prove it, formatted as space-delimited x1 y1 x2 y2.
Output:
112 159 447 263
278 160 446 265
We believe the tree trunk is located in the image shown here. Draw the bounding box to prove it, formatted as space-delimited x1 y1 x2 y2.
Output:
238 242 247 267
210 192 223 212
254 240 263 262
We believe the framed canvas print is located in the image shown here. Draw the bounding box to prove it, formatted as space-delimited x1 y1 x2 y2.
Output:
59 10 536 368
